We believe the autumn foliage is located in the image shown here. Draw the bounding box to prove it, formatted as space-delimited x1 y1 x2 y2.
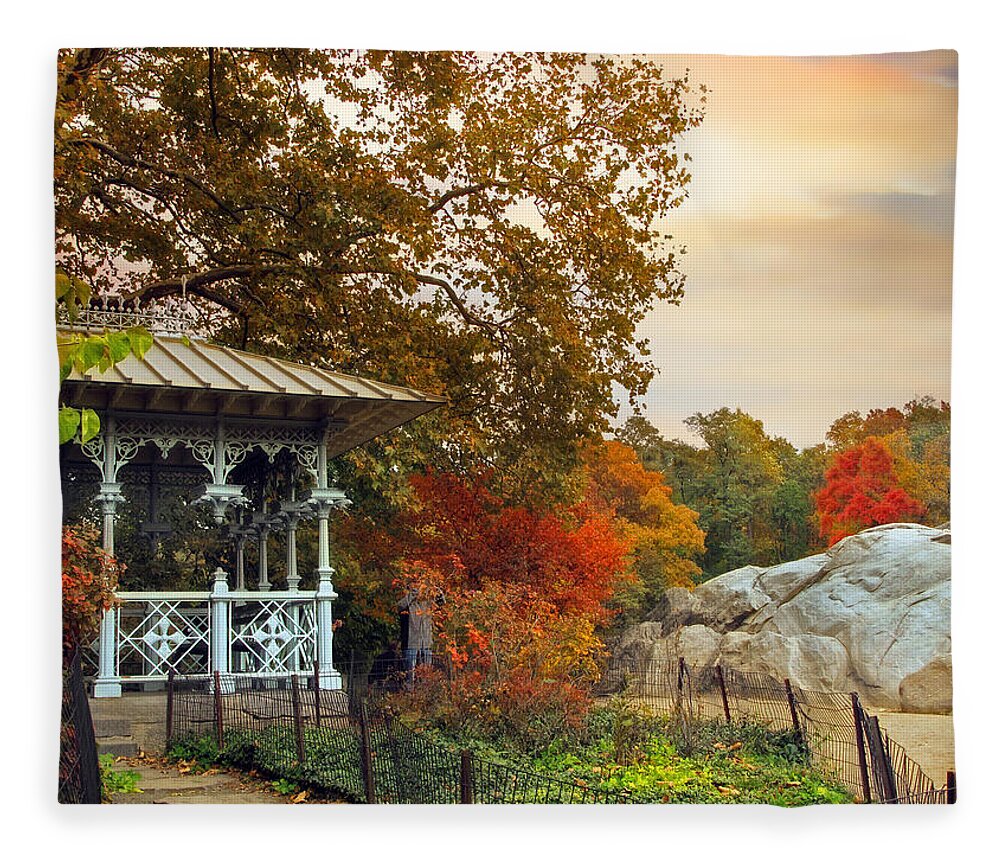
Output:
814 437 926 545
62 524 122 664
582 440 705 612
394 470 629 681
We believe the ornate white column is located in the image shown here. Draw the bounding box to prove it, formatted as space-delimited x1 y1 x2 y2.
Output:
197 419 248 524
94 416 125 698
306 438 349 690
280 498 303 593
235 534 247 591
253 511 271 592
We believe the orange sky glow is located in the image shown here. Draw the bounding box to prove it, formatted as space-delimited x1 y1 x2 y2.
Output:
631 50 956 448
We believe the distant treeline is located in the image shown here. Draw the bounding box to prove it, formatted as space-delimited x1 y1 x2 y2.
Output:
616 397 950 580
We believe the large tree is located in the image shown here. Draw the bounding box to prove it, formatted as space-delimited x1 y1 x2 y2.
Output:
55 49 705 498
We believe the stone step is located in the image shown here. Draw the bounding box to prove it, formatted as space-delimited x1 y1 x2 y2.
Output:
97 736 139 757
93 718 130 738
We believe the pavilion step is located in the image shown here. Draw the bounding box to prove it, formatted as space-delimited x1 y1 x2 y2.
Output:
93 718 130 738
97 737 139 757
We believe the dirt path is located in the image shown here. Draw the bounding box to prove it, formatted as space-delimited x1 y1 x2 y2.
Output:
869 710 955 787
106 756 301 804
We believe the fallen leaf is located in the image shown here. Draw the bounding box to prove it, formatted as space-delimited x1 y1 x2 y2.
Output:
291 790 309 803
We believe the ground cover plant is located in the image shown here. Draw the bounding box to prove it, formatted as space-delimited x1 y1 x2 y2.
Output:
391 688 855 806
98 755 142 799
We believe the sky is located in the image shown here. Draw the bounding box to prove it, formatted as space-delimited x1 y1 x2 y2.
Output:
625 51 956 449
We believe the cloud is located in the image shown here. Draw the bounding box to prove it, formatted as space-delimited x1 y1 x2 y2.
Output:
622 52 956 448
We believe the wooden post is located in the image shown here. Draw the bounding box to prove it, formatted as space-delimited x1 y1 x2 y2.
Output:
715 665 731 723
291 675 306 766
213 670 225 749
946 770 957 804
850 692 873 803
460 749 474 804
867 715 897 803
166 668 175 747
313 660 322 727
677 656 686 693
359 704 376 803
783 679 803 740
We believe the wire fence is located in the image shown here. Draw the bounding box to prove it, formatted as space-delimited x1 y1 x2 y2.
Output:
168 670 631 804
597 654 955 805
58 650 101 804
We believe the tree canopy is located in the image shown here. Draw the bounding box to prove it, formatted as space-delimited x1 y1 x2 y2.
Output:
56 48 705 497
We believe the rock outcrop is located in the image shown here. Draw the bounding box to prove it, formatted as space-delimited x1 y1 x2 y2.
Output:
616 523 952 713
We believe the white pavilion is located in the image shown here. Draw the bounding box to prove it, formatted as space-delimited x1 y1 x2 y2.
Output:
59 304 445 696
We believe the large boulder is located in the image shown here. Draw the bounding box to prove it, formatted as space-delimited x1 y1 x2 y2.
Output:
614 523 952 713
669 625 723 668
719 631 851 692
647 587 701 633
899 655 953 714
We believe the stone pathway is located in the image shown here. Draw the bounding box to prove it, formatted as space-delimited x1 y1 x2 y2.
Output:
107 756 291 804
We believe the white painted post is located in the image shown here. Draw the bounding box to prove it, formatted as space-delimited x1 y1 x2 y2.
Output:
209 567 232 691
235 535 246 591
94 415 124 697
256 522 271 592
311 439 343 690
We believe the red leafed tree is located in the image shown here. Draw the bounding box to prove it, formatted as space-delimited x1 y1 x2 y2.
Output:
62 524 122 666
815 437 926 545
395 470 631 679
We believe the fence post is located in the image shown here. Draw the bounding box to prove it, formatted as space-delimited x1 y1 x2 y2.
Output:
946 770 957 804
313 660 322 727
715 665 731 723
359 703 376 803
213 670 225 749
850 693 872 803
867 715 897 803
677 656 686 693
460 749 474 804
783 679 803 741
291 674 306 766
166 668 175 748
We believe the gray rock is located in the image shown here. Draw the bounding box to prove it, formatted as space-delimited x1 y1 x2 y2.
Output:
620 523 952 712
673 625 722 669
900 655 953 714
690 566 769 631
647 587 701 633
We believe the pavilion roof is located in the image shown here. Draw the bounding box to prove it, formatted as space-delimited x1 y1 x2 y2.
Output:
59 329 446 456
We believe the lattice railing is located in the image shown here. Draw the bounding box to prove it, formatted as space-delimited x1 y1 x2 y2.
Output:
90 586 331 686
117 596 211 679
231 597 317 675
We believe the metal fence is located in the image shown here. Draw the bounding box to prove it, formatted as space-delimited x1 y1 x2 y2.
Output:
168 670 630 804
598 655 955 805
59 651 101 804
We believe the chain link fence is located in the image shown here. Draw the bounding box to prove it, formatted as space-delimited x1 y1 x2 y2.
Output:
597 654 955 804
58 650 101 804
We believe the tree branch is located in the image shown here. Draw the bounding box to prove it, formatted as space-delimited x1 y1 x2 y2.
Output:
426 181 510 214
67 138 241 222
126 265 286 313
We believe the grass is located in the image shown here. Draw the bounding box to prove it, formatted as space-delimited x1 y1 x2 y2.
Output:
164 702 856 805
98 754 142 799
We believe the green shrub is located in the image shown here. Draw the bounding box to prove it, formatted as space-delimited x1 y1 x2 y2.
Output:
99 754 142 799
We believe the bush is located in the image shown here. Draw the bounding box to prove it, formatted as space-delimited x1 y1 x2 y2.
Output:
385 667 590 755
62 524 122 664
